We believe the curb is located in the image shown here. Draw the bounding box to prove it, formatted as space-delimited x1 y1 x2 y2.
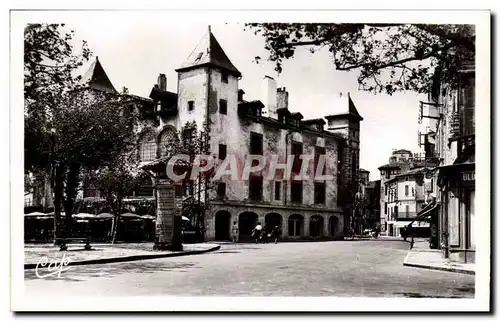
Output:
402 252 475 275
24 245 221 270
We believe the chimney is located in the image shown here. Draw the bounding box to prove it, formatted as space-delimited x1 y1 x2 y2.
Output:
238 89 245 102
261 76 277 119
277 87 289 110
157 73 167 91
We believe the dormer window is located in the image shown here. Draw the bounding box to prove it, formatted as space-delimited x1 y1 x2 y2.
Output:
156 101 161 112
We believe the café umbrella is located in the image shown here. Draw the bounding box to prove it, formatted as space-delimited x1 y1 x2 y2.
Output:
74 213 97 219
120 213 141 219
96 213 113 219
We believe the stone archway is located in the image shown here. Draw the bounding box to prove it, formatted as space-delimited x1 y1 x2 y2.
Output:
265 213 283 231
288 214 304 237
214 211 231 241
329 216 340 237
239 212 259 241
310 215 324 238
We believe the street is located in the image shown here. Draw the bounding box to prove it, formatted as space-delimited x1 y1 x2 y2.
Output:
24 240 475 298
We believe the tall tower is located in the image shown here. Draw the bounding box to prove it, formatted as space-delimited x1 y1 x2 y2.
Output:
175 26 241 133
325 92 363 234
325 92 363 188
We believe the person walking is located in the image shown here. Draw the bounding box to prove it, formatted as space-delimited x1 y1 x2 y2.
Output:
231 221 239 243
272 225 281 244
252 222 262 244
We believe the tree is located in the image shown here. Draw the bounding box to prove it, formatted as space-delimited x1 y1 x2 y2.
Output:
246 23 475 95
24 24 138 241
83 153 145 243
157 122 216 241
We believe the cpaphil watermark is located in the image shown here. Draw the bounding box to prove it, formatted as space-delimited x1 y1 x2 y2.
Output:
165 153 335 182
35 253 71 278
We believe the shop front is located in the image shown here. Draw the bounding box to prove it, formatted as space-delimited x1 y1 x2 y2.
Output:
437 162 475 263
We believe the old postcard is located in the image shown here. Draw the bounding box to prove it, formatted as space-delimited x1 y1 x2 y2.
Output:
10 8 491 312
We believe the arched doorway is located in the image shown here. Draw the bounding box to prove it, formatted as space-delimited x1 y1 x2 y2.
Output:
288 214 304 237
239 212 258 241
310 215 324 238
329 216 339 237
265 213 283 231
214 211 231 241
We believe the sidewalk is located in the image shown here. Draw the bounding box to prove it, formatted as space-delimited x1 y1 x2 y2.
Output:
403 239 475 275
24 242 220 269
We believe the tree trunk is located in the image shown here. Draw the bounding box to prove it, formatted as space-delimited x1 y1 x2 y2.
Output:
63 162 81 237
111 198 121 244
110 213 118 244
52 164 64 244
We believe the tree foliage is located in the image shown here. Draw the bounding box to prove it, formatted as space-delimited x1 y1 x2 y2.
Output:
156 121 216 240
246 23 475 95
82 152 147 243
24 23 139 239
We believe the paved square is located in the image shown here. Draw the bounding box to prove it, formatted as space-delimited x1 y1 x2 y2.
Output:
24 240 474 297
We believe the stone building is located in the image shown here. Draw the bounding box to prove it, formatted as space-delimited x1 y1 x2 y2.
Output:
424 63 475 263
384 167 429 237
76 28 363 242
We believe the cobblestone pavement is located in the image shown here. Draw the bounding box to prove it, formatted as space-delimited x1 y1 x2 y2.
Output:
24 240 475 297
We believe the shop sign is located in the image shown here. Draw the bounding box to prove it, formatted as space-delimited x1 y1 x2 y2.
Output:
462 171 475 182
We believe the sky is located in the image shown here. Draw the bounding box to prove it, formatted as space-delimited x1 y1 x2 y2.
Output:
66 19 426 181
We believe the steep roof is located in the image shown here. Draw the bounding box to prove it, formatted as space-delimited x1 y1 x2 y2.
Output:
175 28 241 77
79 57 118 94
325 94 363 121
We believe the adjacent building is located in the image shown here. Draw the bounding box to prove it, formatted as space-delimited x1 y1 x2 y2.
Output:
422 63 476 263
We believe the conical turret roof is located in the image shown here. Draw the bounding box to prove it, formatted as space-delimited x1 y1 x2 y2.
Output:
175 27 241 77
79 56 118 94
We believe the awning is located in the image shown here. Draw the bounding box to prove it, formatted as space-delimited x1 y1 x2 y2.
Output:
437 162 475 187
408 202 440 227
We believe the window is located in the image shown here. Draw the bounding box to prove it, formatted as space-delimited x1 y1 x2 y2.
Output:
405 185 409 196
385 171 390 179
219 144 227 160
291 181 303 203
250 132 263 155
291 142 303 174
249 176 263 201
188 101 194 111
217 182 226 198
275 182 281 200
182 128 195 146
412 187 415 197
219 99 227 115
405 205 409 215
314 146 326 176
159 128 177 157
139 132 156 162
385 186 388 196
461 74 475 136
384 202 387 214
314 183 326 204
221 71 228 83
430 178 434 192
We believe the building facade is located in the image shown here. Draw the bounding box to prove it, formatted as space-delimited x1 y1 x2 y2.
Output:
423 63 476 263
384 168 429 237
75 28 363 242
